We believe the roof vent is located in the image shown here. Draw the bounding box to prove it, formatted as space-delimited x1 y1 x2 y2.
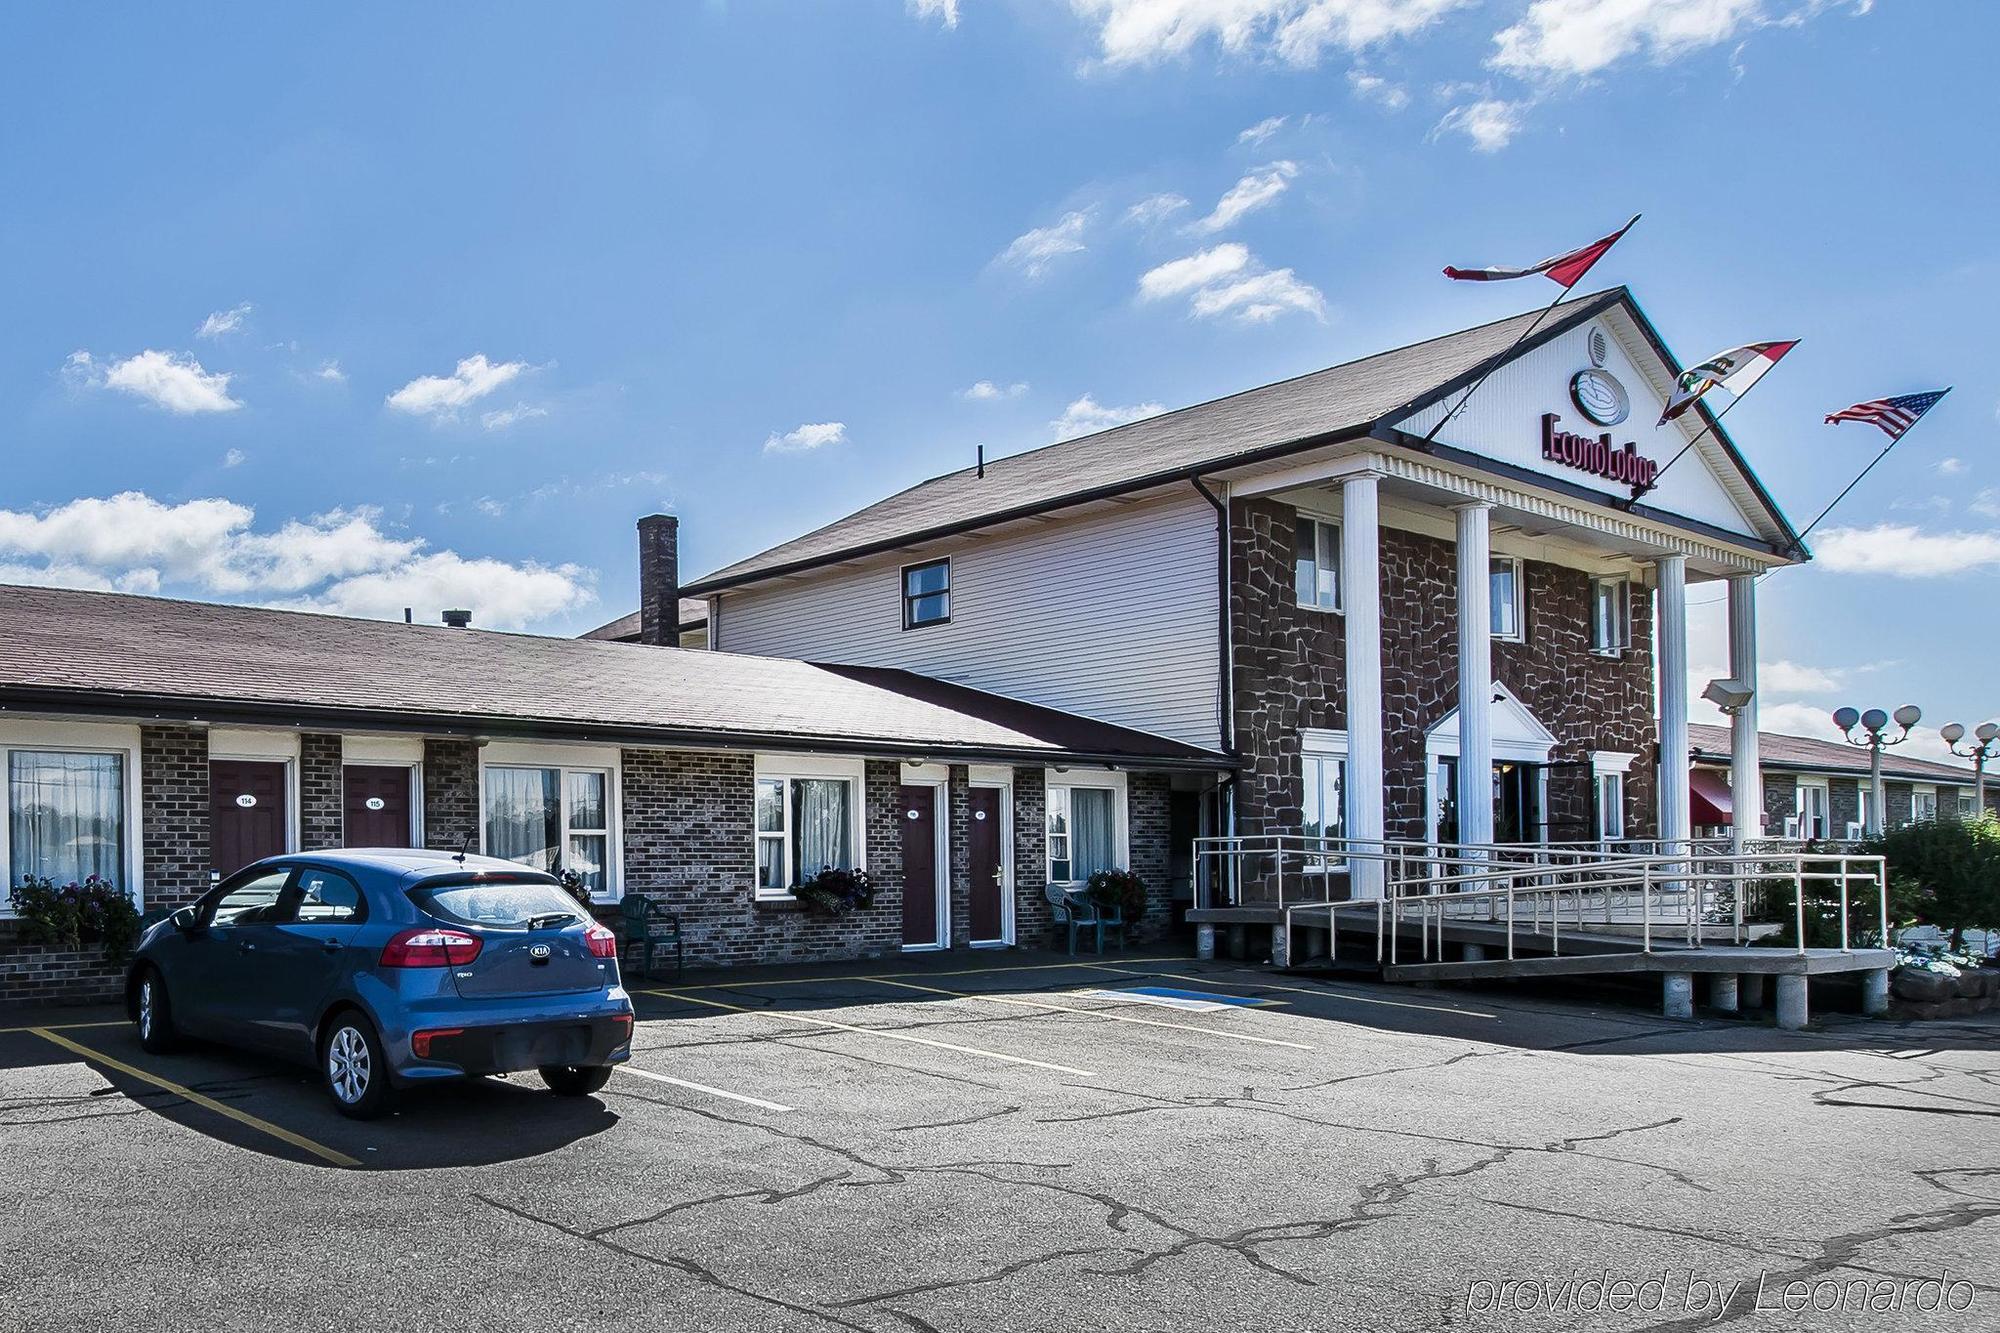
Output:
442 608 472 629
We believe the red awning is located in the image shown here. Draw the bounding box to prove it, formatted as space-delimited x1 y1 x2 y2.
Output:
1690 767 1734 826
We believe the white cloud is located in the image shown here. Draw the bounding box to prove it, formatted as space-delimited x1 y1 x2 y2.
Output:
764 421 847 454
481 402 549 431
222 448 246 469
1138 243 1251 299
1490 0 1829 81
962 380 1028 401
909 0 959 27
1124 192 1191 227
1935 457 1965 475
1974 490 2000 519
1237 114 1288 145
1434 98 1528 151
197 302 253 339
386 354 529 419
1051 394 1167 441
314 360 347 384
1138 242 1324 324
1814 523 2000 577
1763 659 1841 693
67 348 243 414
1071 0 1475 67
996 211 1091 278
1191 160 1297 233
1348 69 1410 109
0 491 593 631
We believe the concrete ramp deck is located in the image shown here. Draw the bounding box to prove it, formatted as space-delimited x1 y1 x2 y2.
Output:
1381 944 1895 984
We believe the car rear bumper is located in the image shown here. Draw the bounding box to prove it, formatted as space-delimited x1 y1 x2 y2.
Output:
400 1014 634 1079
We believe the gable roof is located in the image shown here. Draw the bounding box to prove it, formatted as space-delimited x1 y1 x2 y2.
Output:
1689 722 1974 784
687 286 1799 595
0 584 1225 770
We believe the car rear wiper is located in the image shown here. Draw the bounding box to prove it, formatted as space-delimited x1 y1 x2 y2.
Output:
526 912 581 932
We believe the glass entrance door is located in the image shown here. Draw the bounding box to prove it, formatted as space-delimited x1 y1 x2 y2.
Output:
1493 762 1545 844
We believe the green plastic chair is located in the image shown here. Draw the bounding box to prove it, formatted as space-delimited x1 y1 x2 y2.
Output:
1045 886 1125 955
617 894 683 982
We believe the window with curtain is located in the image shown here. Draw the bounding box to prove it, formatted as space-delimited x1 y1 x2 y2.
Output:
1301 755 1345 842
1590 577 1630 654
7 750 126 888
755 774 856 896
1294 516 1340 611
483 764 614 896
1046 785 1117 884
1490 558 1523 639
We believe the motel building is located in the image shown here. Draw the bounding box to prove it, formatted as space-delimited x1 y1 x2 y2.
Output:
0 288 1896 1023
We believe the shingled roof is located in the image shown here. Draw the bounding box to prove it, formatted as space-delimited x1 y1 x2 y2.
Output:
0 585 1226 769
578 597 709 644
685 286 1794 595
1689 722 1973 784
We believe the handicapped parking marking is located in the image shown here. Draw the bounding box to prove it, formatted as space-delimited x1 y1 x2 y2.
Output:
1081 986 1281 1013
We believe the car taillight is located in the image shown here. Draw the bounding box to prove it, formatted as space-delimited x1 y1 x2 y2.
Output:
411 1028 464 1058
380 927 483 968
584 922 618 959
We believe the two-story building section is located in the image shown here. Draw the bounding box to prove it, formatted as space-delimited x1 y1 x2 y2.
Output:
614 287 1806 948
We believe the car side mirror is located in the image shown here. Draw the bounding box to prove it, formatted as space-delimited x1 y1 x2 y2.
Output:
170 906 202 934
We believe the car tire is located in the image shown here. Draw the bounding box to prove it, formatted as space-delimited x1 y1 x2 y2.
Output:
539 1063 614 1096
321 1012 394 1120
134 968 179 1055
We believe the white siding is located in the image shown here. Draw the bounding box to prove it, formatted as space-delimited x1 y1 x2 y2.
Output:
716 489 1221 749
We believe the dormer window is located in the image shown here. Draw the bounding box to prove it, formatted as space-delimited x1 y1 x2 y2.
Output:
902 559 951 630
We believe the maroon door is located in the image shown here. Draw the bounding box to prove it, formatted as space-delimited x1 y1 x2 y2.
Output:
344 765 414 847
899 785 940 948
209 760 289 877
968 787 1005 943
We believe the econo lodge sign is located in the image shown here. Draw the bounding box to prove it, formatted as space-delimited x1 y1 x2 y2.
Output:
1540 412 1658 489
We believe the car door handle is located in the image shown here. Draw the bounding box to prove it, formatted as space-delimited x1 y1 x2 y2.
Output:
320 940 342 954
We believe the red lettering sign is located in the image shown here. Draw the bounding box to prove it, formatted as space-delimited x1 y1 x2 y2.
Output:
1541 413 1657 490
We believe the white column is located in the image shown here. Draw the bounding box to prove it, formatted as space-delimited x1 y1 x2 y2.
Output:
1727 574 1762 850
1343 472 1386 899
1656 554 1690 848
1453 503 1494 850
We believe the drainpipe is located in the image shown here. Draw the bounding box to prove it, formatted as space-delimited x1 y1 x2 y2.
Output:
1190 478 1234 756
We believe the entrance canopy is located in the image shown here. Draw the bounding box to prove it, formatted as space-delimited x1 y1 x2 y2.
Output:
1691 768 1734 826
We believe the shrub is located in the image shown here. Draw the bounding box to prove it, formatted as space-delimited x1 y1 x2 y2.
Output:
1086 868 1146 922
8 874 142 962
793 866 879 917
1863 819 2000 952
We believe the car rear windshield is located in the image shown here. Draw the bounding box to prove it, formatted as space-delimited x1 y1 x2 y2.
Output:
411 877 587 930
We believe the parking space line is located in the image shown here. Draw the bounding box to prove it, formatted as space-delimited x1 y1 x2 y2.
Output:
656 956 1184 994
0 1019 127 1035
1081 964 1500 1020
641 988 1097 1078
29 1027 362 1169
864 976 1317 1051
616 1064 795 1112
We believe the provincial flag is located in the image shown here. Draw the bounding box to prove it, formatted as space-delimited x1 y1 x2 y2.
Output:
1443 215 1639 287
1658 340 1800 425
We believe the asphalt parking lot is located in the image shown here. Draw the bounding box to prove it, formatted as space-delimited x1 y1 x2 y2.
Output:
3 950 1997 1332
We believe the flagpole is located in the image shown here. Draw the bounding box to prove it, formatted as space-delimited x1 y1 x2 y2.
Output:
1422 280 1577 446
1630 394 1749 500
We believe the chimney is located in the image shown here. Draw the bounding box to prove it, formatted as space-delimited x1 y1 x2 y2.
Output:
637 513 680 647
442 608 472 628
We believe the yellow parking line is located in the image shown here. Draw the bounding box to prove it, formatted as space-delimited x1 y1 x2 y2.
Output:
653 956 1185 994
1081 963 1499 1020
865 976 1316 1051
0 1019 127 1035
642 988 1096 1078
30 1027 361 1169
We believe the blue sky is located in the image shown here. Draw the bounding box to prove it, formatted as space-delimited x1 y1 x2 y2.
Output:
1 1 1993 756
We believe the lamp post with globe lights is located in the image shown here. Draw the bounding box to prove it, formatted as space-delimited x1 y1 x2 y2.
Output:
1833 705 1921 838
1939 720 2000 818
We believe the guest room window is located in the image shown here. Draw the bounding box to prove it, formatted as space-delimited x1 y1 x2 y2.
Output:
1046 783 1119 885
1490 558 1524 640
902 559 951 630
1590 576 1630 655
756 773 859 896
1596 773 1626 840
6 750 126 889
1294 516 1341 611
483 765 613 898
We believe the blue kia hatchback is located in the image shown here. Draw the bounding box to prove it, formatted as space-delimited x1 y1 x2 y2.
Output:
125 849 633 1118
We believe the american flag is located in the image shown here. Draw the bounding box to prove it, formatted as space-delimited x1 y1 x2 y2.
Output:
1824 389 1950 440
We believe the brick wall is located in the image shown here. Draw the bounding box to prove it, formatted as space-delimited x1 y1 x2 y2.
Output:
422 738 480 854
1885 782 1913 830
946 765 973 948
1011 768 1052 945
1830 778 1861 836
141 724 209 911
1231 498 1659 843
1765 779 1797 834
300 733 343 850
0 939 126 1005
1128 772 1173 941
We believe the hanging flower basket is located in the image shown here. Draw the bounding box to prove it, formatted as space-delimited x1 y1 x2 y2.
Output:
793 867 880 918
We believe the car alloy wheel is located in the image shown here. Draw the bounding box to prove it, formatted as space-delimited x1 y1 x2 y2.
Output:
137 980 155 1041
328 1025 372 1105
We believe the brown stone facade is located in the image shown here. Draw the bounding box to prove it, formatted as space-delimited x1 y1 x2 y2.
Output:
1231 497 1659 845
